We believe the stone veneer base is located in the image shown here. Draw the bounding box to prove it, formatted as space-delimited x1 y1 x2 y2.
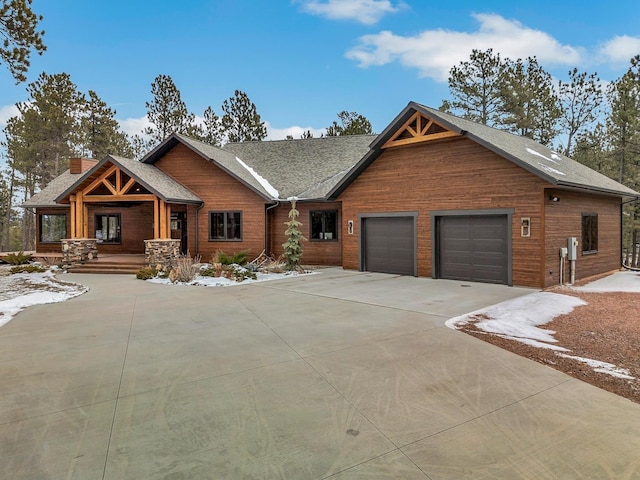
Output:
145 239 181 270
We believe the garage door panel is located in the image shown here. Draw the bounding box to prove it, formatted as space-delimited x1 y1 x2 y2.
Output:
363 217 415 276
438 215 509 284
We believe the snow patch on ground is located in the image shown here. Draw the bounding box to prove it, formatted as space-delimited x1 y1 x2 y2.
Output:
446 274 637 380
571 270 640 292
148 270 315 287
446 292 585 350
0 268 88 328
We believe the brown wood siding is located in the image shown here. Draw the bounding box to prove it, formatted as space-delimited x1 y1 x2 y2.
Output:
88 203 153 254
35 208 71 253
154 143 267 261
269 202 342 265
338 137 548 288
544 189 621 287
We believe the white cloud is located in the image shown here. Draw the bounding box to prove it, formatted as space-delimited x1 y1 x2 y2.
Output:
346 13 583 81
298 0 405 25
265 121 326 140
0 104 20 127
117 115 152 137
598 35 640 65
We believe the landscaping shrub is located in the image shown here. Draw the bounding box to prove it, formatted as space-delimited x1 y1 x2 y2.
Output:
11 265 46 274
213 250 250 266
136 267 158 280
169 255 199 283
6 251 32 265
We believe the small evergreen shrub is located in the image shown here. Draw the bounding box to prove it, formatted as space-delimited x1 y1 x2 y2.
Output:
11 265 46 274
282 200 306 271
214 250 250 266
136 267 158 280
6 251 32 265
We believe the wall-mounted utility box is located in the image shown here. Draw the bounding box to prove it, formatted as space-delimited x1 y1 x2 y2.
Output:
568 237 578 260
520 217 531 237
560 247 568 258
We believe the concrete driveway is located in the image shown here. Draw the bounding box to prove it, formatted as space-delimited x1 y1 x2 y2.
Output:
2 268 640 479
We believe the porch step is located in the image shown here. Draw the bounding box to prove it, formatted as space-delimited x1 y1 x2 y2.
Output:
67 260 145 275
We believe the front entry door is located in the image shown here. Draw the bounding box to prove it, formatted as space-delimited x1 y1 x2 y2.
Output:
171 212 188 254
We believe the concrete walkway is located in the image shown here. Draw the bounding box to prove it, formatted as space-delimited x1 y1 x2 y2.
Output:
2 268 640 479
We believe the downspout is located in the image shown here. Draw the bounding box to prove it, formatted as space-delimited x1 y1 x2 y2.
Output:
621 197 640 270
194 202 204 256
265 201 279 255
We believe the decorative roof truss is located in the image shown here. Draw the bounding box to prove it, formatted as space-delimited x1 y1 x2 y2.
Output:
81 164 154 202
383 112 460 149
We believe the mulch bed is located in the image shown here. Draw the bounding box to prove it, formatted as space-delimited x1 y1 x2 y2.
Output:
459 286 640 404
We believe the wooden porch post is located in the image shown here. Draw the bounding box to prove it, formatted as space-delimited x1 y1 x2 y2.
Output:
70 195 76 238
153 198 160 239
166 204 172 239
159 199 168 239
83 204 89 238
75 191 84 238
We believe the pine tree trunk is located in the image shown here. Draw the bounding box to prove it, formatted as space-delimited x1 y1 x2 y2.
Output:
3 168 16 251
633 229 640 268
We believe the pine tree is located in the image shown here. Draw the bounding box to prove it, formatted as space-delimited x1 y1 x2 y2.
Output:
0 0 46 83
196 106 225 146
558 68 603 156
282 200 306 271
221 90 267 143
325 111 373 136
499 56 561 146
440 49 505 126
144 74 195 144
301 129 313 139
80 90 132 159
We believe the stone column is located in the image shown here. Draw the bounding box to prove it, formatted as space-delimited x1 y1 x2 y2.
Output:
144 239 181 270
61 238 98 265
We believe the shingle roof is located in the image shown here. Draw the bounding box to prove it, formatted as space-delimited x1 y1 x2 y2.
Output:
48 155 202 205
22 170 83 208
329 102 639 199
223 135 375 199
141 133 276 200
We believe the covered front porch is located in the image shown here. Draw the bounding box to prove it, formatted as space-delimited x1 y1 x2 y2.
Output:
56 155 202 269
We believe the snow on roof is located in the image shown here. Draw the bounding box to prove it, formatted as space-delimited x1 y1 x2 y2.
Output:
235 156 279 199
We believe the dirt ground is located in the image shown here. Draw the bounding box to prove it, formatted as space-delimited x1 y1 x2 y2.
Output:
459 281 640 404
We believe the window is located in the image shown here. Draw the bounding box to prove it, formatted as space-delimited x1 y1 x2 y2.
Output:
582 213 598 254
209 211 242 241
310 210 338 241
95 214 121 243
39 214 67 243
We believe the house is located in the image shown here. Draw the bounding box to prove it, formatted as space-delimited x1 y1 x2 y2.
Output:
24 102 638 288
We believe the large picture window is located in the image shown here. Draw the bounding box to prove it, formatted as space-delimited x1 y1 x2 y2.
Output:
95 214 121 243
310 210 338 241
582 213 598 254
39 214 67 243
209 211 242 241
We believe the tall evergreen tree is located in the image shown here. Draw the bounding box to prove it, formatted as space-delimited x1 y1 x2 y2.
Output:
80 90 133 159
220 90 267 143
195 106 225 146
440 49 505 126
558 68 604 156
16 72 83 186
144 74 195 144
325 111 373 136
0 0 46 82
499 56 561 146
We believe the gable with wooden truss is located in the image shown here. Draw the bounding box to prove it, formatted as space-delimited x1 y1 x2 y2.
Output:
382 111 460 149
56 155 202 240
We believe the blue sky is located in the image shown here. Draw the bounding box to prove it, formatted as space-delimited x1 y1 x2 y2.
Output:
1 0 640 141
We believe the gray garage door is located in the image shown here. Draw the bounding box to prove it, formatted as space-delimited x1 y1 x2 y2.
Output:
437 215 509 284
362 216 415 276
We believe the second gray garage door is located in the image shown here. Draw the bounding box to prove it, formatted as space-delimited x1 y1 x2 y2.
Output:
362 216 416 276
437 215 509 285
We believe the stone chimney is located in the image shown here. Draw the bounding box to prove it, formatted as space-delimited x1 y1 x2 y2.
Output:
69 157 99 174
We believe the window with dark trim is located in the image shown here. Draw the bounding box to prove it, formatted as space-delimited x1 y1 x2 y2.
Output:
310 210 338 241
209 211 242 241
582 213 598 254
39 214 66 243
95 214 121 243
